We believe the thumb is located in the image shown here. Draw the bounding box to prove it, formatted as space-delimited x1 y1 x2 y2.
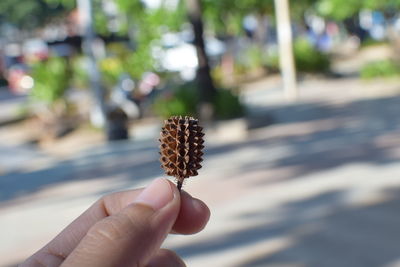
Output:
61 178 181 267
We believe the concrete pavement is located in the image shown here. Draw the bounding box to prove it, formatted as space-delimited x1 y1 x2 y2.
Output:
1 76 400 267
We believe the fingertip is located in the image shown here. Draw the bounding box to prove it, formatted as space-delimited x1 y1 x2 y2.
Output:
147 249 186 267
187 193 210 228
172 191 210 235
133 178 175 211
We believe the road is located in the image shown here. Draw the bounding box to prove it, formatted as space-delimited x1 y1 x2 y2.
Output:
1 76 400 267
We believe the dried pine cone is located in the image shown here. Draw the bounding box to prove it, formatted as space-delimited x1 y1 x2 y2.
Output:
159 116 204 191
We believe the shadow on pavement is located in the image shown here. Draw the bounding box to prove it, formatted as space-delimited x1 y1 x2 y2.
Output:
172 189 400 267
1 94 400 206
0 140 162 202
208 94 400 183
236 188 400 267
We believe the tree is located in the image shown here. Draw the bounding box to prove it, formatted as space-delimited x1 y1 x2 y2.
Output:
0 0 73 30
186 0 216 110
116 0 218 117
316 0 400 21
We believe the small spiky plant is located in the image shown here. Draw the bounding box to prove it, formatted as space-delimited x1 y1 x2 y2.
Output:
159 116 204 191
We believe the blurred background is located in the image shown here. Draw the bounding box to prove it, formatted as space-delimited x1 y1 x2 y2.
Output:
1 0 400 266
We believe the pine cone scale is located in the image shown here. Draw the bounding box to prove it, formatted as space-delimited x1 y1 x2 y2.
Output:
159 116 205 189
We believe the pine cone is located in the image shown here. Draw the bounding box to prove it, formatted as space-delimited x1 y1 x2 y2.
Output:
159 116 204 190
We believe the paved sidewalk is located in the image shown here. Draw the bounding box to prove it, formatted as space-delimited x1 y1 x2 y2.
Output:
1 76 400 267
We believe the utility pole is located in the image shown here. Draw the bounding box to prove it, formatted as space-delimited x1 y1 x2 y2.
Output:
77 0 106 127
274 0 298 101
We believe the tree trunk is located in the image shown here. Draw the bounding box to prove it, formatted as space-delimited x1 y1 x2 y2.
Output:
186 0 216 117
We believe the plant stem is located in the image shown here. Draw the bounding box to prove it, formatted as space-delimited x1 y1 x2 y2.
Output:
177 180 183 191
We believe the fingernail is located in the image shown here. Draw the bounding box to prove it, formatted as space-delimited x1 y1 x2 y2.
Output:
134 178 174 210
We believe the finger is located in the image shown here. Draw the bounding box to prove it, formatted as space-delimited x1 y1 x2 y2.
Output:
20 190 143 267
102 189 210 235
22 181 210 266
172 191 210 235
146 249 186 267
21 189 144 267
61 178 181 267
20 250 65 267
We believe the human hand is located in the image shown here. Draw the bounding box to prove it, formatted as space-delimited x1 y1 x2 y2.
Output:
21 178 210 267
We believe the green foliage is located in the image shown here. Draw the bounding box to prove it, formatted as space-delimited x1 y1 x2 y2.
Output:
45 0 75 9
266 39 330 73
153 82 244 120
265 51 280 72
360 60 400 79
238 44 269 71
150 1 186 32
31 57 69 104
124 46 155 79
213 88 244 119
202 0 274 35
115 0 145 16
290 0 320 22
115 0 185 43
99 57 125 87
202 0 321 36
111 0 186 84
0 0 72 30
317 0 361 20
360 38 388 48
70 56 89 89
294 39 330 73
99 43 155 87
317 0 400 20
153 83 199 118
93 8 110 35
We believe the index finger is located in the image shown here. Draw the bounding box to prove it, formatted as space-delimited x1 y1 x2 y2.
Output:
22 185 209 266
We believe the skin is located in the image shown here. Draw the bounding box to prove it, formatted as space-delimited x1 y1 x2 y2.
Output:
21 178 210 267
